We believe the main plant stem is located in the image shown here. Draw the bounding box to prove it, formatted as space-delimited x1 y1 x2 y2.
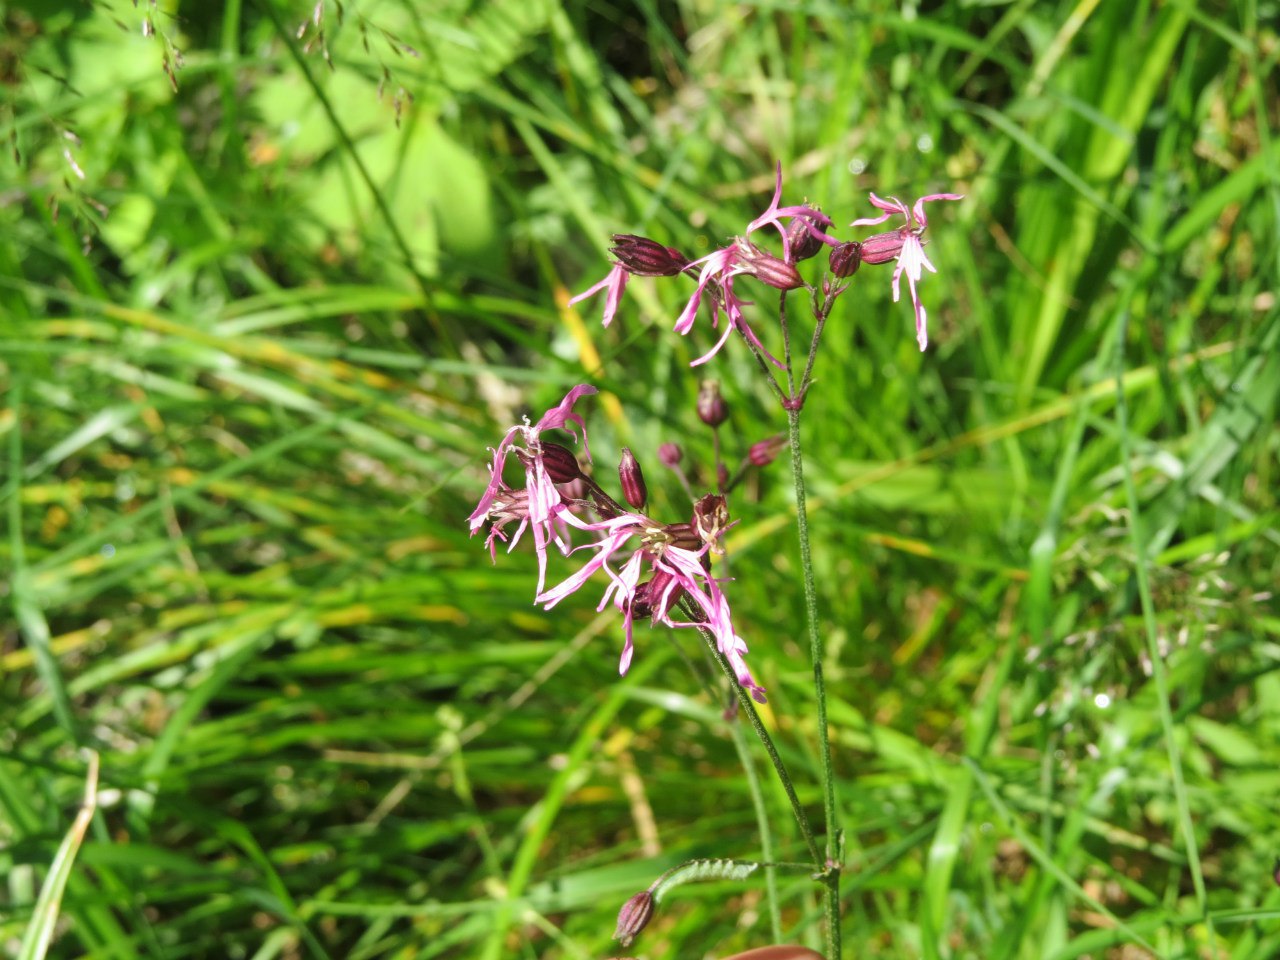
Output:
734 288 844 956
785 402 841 960
781 289 841 960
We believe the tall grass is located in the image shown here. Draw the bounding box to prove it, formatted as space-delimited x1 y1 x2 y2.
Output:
1 1 1277 957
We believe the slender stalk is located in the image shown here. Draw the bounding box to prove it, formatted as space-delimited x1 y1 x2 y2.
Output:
728 685 783 941
782 290 843 959
679 599 822 866
733 289 843 957
785 401 842 960
672 630 783 939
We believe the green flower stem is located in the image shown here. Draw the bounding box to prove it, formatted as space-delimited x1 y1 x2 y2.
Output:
782 289 843 960
680 599 822 867
674 626 784 940
785 400 842 960
728 698 783 942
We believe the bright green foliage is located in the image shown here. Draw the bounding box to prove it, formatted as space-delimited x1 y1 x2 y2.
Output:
1 1 1278 958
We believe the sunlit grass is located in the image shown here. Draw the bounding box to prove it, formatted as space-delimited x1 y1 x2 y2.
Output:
1 1 1278 958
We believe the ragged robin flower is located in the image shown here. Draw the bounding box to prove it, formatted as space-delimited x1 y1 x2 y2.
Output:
537 501 766 703
571 166 840 366
851 192 963 351
468 384 597 593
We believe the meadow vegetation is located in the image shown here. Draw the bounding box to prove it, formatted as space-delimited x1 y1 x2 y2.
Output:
1 1 1278 958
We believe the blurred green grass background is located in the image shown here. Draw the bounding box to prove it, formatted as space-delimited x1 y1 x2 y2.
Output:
1 0 1278 957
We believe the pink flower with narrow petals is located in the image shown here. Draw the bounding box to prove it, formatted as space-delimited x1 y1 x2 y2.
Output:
537 512 767 703
747 163 839 263
569 236 690 328
568 263 629 327
851 192 963 351
675 240 792 368
468 384 598 593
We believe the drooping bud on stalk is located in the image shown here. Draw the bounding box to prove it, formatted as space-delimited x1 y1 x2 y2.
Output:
609 234 689 277
613 890 654 948
748 434 788 466
783 210 827 263
658 442 683 468
618 447 648 509
697 379 728 427
539 442 584 483
858 228 909 265
717 462 729 489
692 493 730 548
829 240 863 278
733 237 804 290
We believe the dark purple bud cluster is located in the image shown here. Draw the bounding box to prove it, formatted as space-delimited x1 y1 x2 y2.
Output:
656 380 790 498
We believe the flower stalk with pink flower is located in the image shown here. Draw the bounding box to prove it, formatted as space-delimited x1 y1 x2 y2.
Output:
475 164 963 959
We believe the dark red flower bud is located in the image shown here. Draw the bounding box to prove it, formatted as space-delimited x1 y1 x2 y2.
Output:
697 379 728 427
828 240 862 278
539 443 583 483
717 462 730 489
733 238 803 290
658 442 683 468
858 228 909 265
614 890 654 947
692 493 729 546
784 210 827 263
618 447 648 509
748 434 787 466
631 570 681 622
609 234 688 277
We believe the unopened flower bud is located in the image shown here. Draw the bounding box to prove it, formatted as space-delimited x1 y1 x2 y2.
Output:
858 228 909 265
697 380 728 427
614 890 654 947
692 493 729 546
609 234 689 277
540 443 583 483
631 570 680 622
784 211 826 263
618 447 648 509
717 462 729 489
658 442 683 468
748 434 787 466
828 240 862 278
733 238 803 290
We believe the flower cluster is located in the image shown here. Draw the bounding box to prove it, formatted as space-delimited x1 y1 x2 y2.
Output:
469 386 767 702
571 166 962 356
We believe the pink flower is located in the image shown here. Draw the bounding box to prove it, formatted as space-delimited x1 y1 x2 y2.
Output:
468 384 597 593
746 163 839 263
851 192 963 351
537 513 766 703
675 240 789 368
568 263 629 327
569 236 689 328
